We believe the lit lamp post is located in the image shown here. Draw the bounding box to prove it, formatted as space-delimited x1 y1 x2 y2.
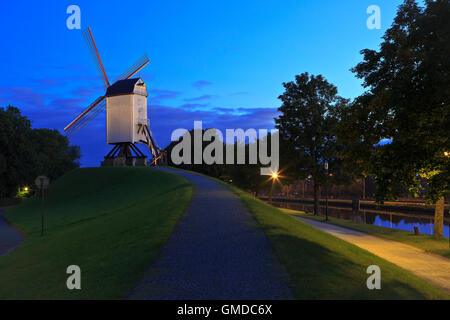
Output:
324 161 329 221
270 172 279 203
445 151 450 249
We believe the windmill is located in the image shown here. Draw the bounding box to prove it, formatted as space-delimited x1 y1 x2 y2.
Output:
64 27 165 167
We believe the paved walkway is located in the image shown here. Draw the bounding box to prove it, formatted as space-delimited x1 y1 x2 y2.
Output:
127 169 293 299
0 209 23 258
296 217 450 294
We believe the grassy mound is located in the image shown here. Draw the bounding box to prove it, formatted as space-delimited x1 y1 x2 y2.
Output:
0 167 192 299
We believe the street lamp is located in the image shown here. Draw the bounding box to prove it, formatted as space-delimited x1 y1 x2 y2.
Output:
324 161 329 221
446 152 450 249
270 171 279 203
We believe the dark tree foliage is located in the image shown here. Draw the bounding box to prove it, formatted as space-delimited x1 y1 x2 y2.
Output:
165 129 226 178
0 106 81 197
347 0 449 203
165 129 273 194
275 73 350 214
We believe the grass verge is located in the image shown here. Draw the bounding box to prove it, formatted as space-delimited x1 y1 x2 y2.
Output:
0 167 192 299
215 180 449 299
284 209 450 259
0 198 21 208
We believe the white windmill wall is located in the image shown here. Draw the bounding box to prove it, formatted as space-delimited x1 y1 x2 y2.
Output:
133 94 147 143
106 79 148 145
106 95 134 144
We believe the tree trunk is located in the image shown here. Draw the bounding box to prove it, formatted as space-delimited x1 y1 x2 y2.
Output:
313 181 320 215
434 196 445 239
362 178 366 200
302 181 305 199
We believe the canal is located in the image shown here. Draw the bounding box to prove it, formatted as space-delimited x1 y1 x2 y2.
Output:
268 201 450 238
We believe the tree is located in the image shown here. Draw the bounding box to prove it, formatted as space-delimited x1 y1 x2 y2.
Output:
0 106 34 197
30 128 81 181
349 0 449 237
275 73 347 214
0 106 81 198
165 128 270 193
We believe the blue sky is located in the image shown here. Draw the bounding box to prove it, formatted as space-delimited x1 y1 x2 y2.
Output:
0 0 404 167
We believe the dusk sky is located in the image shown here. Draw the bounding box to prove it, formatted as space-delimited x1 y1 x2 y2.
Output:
0 0 403 167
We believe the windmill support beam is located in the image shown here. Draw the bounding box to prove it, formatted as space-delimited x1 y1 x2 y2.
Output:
101 143 148 167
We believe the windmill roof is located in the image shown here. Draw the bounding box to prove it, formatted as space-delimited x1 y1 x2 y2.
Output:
106 78 146 97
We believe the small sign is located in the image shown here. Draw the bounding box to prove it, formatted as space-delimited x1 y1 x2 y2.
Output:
35 176 50 189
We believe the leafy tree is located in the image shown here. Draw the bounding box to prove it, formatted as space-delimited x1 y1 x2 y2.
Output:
165 129 275 194
275 73 348 214
165 128 227 179
0 106 34 197
348 0 449 237
30 128 81 181
0 106 80 198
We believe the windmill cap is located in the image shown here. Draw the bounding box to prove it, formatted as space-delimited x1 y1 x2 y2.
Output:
106 78 147 97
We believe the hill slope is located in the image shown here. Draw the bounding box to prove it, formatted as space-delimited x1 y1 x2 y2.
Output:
0 167 192 299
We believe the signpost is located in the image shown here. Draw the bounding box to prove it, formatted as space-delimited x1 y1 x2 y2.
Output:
35 175 50 237
324 161 329 221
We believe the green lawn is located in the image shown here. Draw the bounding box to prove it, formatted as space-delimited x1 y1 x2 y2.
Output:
0 167 192 299
217 181 449 299
0 198 21 208
283 209 450 259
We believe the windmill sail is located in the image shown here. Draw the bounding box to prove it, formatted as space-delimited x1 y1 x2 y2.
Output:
64 96 106 136
114 54 150 82
63 26 155 158
65 99 106 138
83 27 110 90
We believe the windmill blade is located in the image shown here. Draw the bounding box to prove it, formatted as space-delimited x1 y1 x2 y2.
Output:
83 27 110 89
65 98 106 138
114 54 150 82
64 96 105 135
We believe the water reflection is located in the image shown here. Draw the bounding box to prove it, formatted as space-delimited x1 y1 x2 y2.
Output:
269 201 450 238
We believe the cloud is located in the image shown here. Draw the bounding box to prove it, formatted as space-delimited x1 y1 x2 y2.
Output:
0 87 50 109
0 85 96 131
0 83 278 167
35 64 90 72
66 75 103 82
179 103 211 110
72 85 103 97
149 89 181 104
184 95 215 102
192 80 213 89
30 78 67 88
48 97 87 111
148 104 278 150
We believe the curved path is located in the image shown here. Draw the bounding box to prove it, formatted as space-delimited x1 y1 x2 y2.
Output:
0 209 23 258
127 169 293 299
297 217 450 294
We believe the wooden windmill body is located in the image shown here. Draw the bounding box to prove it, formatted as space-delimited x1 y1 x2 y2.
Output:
63 27 165 166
